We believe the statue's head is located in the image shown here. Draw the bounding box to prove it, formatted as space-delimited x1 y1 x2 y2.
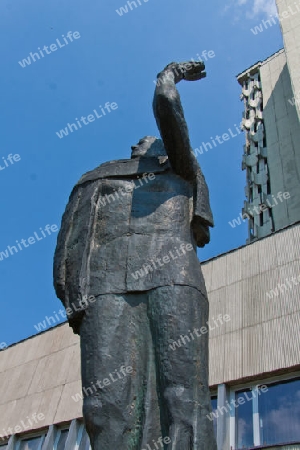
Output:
131 136 167 158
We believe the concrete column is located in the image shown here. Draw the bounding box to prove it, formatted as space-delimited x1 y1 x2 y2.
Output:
6 435 17 450
78 427 91 450
229 390 236 450
64 419 80 449
252 387 260 446
217 384 230 450
41 425 55 450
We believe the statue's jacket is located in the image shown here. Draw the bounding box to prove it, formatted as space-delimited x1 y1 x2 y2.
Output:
53 156 214 332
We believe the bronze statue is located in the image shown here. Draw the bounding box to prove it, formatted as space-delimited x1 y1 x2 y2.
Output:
54 61 217 449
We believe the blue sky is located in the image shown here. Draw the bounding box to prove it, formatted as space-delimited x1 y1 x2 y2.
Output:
0 0 283 346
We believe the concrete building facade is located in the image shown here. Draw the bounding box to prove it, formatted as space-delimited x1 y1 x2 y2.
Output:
0 223 300 450
276 0 300 120
237 49 300 242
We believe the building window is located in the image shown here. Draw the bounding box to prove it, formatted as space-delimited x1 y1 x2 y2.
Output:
54 428 69 450
235 389 254 449
211 396 218 438
232 376 300 449
17 435 45 450
259 378 300 445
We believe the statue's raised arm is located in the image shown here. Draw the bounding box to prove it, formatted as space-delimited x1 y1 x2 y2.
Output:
153 61 206 181
153 61 214 245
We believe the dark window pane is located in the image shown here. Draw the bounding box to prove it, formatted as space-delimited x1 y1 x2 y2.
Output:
259 378 300 445
235 389 254 448
56 430 69 450
19 436 44 450
211 396 218 438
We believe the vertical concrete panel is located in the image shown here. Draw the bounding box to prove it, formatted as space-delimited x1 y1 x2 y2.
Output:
275 226 297 265
210 257 227 291
262 317 286 372
66 345 81 383
209 336 225 386
208 290 225 338
223 282 243 334
54 381 83 423
242 275 263 329
241 243 261 279
257 234 279 273
202 261 212 292
242 324 264 378
222 331 243 382
281 310 300 368
225 250 243 286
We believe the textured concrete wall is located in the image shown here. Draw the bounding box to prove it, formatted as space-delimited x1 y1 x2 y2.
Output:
0 324 82 435
260 51 300 228
204 223 300 386
0 225 300 432
276 0 300 120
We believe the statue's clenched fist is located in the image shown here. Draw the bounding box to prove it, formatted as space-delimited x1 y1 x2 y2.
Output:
157 61 206 84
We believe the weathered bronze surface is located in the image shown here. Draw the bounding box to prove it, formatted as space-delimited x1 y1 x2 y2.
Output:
54 61 217 449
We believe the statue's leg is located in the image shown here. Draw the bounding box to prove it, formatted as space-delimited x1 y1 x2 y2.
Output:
79 292 161 450
148 285 217 450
